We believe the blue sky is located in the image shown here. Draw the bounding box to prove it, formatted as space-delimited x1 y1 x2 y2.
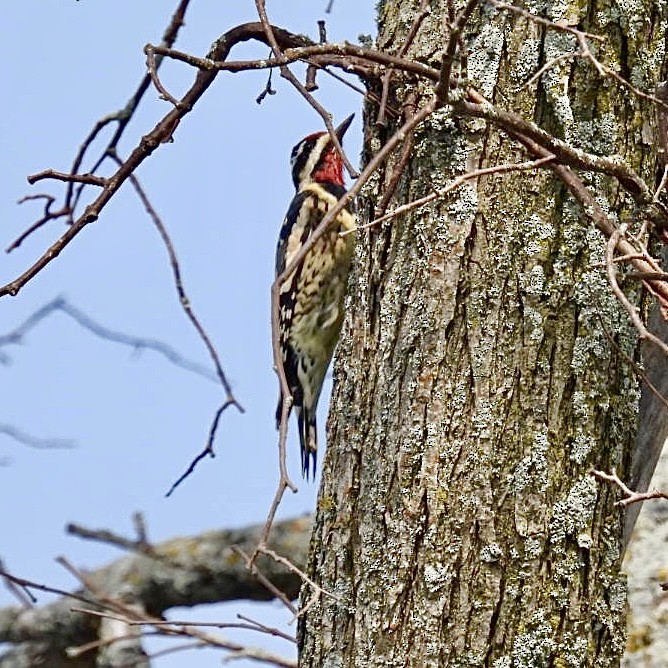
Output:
0 2 375 665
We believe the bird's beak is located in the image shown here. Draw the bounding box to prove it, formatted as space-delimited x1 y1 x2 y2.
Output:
335 114 355 142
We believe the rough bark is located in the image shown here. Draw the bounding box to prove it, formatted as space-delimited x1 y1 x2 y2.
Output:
300 3 666 666
624 250 668 545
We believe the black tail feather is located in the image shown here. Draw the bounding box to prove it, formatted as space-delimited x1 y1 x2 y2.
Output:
297 407 318 480
277 393 318 480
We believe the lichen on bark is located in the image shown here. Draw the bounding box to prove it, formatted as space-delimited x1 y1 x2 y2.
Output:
299 2 666 666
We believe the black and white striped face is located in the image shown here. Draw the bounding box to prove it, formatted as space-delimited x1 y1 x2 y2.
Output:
289 114 354 190
290 133 331 190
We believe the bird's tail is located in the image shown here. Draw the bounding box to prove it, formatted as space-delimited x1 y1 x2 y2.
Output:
297 407 318 479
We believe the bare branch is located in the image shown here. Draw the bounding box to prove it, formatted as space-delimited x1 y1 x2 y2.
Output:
377 0 429 126
357 155 556 235
66 0 194 215
27 170 107 187
0 425 74 450
592 469 668 507
436 0 478 103
1 22 313 299
0 296 218 381
489 1 603 41
254 1 359 179
7 195 70 253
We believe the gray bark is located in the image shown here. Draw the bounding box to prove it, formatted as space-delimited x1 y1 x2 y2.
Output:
300 2 667 666
625 252 668 545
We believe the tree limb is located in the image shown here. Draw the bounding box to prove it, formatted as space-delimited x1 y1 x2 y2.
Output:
0 516 311 666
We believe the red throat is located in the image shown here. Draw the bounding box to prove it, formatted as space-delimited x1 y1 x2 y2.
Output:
313 149 345 186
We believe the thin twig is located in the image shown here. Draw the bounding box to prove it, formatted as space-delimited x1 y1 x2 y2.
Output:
145 44 182 107
0 558 34 609
7 196 70 253
592 468 668 507
0 296 218 382
258 546 341 604
351 155 555 235
521 52 579 89
489 1 603 40
105 153 242 494
66 515 156 557
237 614 296 644
166 399 236 497
67 0 194 215
0 425 74 450
254 1 359 178
27 170 107 187
436 0 478 103
377 0 429 125
71 606 298 667
0 567 100 608
150 41 438 81
604 225 668 358
231 546 298 615
109 153 238 401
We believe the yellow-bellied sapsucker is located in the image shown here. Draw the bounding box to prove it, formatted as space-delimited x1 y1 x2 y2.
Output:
275 114 356 478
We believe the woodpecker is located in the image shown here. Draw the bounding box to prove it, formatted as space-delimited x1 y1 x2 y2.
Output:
275 114 356 479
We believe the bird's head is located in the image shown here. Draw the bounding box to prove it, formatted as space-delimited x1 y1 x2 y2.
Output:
290 114 354 190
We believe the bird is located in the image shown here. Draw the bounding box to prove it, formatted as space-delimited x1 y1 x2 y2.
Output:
274 114 356 478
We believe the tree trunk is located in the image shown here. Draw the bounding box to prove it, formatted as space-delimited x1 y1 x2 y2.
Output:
300 2 665 665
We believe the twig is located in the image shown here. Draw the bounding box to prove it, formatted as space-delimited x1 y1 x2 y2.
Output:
521 52 579 89
256 60 277 104
145 44 182 107
591 468 668 507
0 558 34 609
377 0 429 125
145 617 296 644
0 296 218 382
166 399 236 497
257 546 341 604
604 225 668 359
150 41 438 81
375 97 417 214
0 566 100 608
489 1 602 40
237 614 296 644
67 0 194 215
352 155 555 235
0 424 75 450
27 170 107 187
231 547 297 615
254 1 359 178
66 513 155 557
304 21 327 91
7 195 70 253
71 606 298 667
105 153 242 493
109 154 238 401
436 0 478 103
